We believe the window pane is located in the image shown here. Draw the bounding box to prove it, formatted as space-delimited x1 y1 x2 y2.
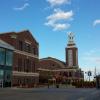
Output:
6 50 13 66
0 48 5 65
68 50 73 66
5 70 12 82
0 70 4 79
19 40 23 51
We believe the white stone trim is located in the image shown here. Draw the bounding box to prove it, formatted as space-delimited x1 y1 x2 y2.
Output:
38 68 77 72
67 46 76 48
14 49 38 58
25 40 32 44
66 77 84 80
13 71 39 77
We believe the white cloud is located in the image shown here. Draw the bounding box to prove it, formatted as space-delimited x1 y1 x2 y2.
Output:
14 3 30 11
53 23 70 31
47 0 71 6
45 9 73 31
93 19 100 26
47 9 73 22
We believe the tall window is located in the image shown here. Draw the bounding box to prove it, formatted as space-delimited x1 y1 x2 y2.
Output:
0 48 5 65
6 50 13 66
32 61 35 72
24 59 31 72
19 40 23 51
0 70 4 79
26 59 30 72
5 70 12 82
26 43 31 53
24 59 26 72
23 43 31 53
33 48 37 55
68 50 73 66
18 58 22 71
69 72 72 77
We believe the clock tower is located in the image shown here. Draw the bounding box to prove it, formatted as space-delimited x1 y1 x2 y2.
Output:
65 32 78 67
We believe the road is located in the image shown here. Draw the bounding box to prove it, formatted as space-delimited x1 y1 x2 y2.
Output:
0 88 100 100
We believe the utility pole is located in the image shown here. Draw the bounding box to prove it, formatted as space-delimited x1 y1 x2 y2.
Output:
94 67 96 77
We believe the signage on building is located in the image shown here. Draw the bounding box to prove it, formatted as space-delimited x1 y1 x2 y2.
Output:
88 71 92 76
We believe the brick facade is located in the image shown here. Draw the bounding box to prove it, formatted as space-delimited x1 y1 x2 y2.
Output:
38 57 84 84
0 30 39 87
0 31 84 87
39 58 65 70
38 33 84 84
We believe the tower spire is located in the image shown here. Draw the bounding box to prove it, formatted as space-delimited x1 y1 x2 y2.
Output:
67 32 76 47
68 32 74 43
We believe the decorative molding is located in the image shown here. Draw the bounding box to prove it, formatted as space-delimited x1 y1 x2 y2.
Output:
14 49 38 58
13 71 39 77
25 40 32 44
67 46 76 48
38 68 78 72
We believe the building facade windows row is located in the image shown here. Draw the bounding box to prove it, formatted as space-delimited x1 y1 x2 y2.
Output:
16 58 36 73
18 40 38 56
0 30 39 88
6 50 13 66
0 48 13 66
0 45 13 87
12 76 39 87
0 48 5 65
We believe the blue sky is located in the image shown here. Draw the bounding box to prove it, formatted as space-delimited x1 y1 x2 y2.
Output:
0 0 100 77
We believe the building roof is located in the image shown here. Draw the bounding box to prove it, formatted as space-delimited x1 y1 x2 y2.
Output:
0 39 14 50
0 30 39 45
40 57 66 68
40 57 80 70
17 30 39 45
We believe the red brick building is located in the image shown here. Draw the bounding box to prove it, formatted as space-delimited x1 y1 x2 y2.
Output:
38 33 84 84
0 30 84 87
38 57 66 83
0 30 39 87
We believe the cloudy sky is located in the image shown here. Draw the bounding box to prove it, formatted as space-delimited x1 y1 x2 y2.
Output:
0 0 100 77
